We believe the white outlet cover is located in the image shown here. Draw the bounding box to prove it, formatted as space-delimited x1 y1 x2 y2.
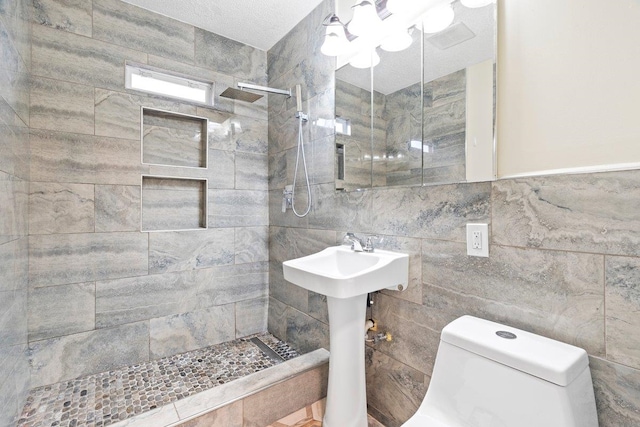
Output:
467 223 489 257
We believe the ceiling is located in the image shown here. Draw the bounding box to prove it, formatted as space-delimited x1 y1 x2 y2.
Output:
120 0 325 51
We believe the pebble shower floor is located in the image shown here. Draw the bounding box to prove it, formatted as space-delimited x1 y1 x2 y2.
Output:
17 333 299 427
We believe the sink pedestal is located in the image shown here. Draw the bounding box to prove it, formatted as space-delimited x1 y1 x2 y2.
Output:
323 294 368 427
282 245 409 426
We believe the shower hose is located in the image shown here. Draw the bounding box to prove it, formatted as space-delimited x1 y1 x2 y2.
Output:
291 111 311 217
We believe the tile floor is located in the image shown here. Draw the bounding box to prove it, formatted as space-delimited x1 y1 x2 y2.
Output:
268 398 386 427
18 334 298 427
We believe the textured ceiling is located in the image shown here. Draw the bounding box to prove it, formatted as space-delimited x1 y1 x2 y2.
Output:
120 0 325 50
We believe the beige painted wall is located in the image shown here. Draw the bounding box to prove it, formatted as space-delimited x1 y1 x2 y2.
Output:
497 0 640 177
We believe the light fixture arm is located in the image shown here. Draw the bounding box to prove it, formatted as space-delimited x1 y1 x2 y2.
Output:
322 13 344 27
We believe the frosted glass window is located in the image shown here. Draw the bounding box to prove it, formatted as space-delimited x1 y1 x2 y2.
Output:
126 65 214 106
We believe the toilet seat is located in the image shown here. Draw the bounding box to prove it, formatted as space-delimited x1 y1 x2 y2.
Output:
402 413 451 427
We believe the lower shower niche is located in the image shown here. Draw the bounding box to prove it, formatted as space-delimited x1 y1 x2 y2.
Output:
141 175 208 232
17 334 329 427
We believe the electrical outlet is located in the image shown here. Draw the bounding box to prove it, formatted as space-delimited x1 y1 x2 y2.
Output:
467 224 489 257
472 231 482 249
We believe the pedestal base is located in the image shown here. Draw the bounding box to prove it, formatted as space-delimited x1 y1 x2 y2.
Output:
322 294 368 427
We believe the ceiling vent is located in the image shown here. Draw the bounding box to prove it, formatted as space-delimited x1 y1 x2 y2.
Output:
426 22 476 50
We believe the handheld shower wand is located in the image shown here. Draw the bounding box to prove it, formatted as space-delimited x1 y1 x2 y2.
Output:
291 84 311 218
295 84 303 115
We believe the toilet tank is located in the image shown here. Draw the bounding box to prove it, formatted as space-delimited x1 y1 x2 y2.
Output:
413 316 598 427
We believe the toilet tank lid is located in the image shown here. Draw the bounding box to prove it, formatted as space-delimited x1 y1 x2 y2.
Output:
441 316 589 386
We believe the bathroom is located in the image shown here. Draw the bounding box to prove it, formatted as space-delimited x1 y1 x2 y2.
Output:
1 0 639 425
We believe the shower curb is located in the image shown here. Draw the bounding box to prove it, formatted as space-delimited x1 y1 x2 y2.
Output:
108 349 330 427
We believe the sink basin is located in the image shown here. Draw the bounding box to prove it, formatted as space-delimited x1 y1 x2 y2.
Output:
283 245 409 426
283 245 409 299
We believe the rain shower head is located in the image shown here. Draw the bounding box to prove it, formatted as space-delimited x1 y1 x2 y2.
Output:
219 82 292 103
220 87 264 103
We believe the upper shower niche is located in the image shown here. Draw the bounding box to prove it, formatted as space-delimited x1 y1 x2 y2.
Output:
334 1 496 191
141 108 209 169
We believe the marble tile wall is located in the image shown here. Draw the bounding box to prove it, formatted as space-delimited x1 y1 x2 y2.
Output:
267 1 640 426
26 0 270 389
0 0 31 425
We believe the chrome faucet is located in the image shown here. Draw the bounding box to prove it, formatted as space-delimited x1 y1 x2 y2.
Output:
345 232 364 252
344 232 376 252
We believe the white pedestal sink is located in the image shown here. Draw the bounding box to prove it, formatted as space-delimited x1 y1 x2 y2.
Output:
283 245 409 427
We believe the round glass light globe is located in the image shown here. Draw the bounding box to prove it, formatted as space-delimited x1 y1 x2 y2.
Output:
380 31 413 52
348 1 383 37
422 4 455 34
349 50 381 69
321 26 349 56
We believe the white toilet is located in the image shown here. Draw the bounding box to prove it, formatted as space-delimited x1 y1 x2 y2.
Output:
403 316 599 427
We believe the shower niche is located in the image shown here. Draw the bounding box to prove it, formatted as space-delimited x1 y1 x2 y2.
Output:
141 175 208 232
140 107 210 232
141 107 209 169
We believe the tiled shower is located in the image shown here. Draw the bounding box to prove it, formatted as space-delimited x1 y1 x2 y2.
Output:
28 0 273 386
1 0 640 426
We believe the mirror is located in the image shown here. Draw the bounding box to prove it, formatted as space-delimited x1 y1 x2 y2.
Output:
373 29 423 187
334 1 496 190
335 64 373 191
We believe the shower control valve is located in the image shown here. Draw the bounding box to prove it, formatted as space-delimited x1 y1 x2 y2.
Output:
282 185 293 213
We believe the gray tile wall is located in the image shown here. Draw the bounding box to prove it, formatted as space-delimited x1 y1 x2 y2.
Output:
0 0 31 424
26 0 270 389
267 1 640 426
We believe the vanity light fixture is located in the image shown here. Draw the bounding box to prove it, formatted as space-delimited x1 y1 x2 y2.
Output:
322 0 491 65
422 3 455 33
321 14 350 56
348 0 383 37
